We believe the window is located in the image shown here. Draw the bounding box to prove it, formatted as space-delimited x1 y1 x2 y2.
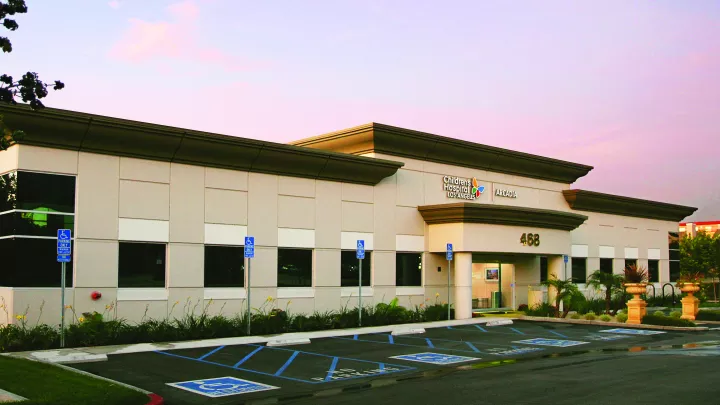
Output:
625 259 637 270
571 257 587 283
539 257 548 282
277 248 313 287
669 232 680 281
0 238 73 287
204 245 244 287
0 171 76 287
648 259 659 283
396 253 422 287
599 258 613 274
118 242 166 287
341 250 371 287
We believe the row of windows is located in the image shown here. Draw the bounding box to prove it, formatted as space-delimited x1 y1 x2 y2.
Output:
0 238 423 288
570 258 660 283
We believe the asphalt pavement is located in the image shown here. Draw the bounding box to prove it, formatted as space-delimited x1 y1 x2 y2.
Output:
69 321 720 405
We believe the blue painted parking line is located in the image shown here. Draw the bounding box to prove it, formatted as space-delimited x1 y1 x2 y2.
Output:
548 330 568 338
325 357 339 382
233 346 264 368
198 345 226 360
509 328 526 335
155 344 415 384
474 325 488 332
388 335 395 344
514 338 589 347
465 342 481 353
275 351 299 376
425 338 435 348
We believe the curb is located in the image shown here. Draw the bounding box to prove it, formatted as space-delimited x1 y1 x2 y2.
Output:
145 393 164 405
5 317 511 359
520 316 709 331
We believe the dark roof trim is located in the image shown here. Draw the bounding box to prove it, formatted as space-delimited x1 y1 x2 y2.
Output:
563 190 698 222
417 203 588 231
0 105 404 185
290 123 594 184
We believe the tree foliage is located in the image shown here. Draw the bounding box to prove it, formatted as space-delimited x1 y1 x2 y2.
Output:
586 270 624 315
680 231 720 300
541 274 586 318
0 0 64 151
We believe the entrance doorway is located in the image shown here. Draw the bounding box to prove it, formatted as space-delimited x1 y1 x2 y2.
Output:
471 261 515 310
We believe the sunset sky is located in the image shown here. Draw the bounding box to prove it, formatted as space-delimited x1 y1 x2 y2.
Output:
5 0 719 220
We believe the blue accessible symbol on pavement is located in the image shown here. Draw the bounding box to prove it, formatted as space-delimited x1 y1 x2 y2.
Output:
167 377 279 398
356 240 365 259
389 352 480 365
514 338 589 347
244 236 255 258
599 328 665 336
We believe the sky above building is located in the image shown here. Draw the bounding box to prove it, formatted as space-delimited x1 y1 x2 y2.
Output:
5 0 719 220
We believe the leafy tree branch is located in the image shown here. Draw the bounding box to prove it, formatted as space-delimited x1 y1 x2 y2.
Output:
0 0 64 151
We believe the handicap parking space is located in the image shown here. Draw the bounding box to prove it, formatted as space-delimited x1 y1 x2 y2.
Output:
69 321 688 404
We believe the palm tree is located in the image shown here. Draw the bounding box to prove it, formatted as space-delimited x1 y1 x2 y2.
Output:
542 274 585 318
586 270 624 315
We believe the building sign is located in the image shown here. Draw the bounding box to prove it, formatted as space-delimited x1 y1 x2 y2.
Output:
443 176 484 200
495 188 517 198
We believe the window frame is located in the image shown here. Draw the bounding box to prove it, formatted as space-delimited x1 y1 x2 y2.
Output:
340 250 372 287
204 244 245 288
395 252 423 287
118 241 168 288
277 247 314 288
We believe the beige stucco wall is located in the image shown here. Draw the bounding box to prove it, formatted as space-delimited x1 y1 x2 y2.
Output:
0 144 684 324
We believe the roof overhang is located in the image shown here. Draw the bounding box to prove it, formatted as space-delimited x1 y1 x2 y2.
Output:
563 190 698 222
0 105 404 185
290 123 594 184
417 203 588 231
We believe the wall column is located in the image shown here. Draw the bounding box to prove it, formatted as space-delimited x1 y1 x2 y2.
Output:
547 255 565 305
454 252 473 319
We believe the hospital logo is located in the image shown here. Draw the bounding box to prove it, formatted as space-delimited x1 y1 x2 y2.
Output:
443 176 484 200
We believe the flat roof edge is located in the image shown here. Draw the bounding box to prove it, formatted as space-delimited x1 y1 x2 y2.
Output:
563 189 698 222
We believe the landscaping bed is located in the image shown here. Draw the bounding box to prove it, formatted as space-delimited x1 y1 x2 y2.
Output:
1 297 453 353
0 355 150 405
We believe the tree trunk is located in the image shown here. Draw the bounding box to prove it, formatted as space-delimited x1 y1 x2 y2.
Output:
605 289 611 315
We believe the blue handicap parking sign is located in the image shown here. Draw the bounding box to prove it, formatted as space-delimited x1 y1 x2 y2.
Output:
244 236 255 258
446 243 453 261
167 377 279 398
390 352 480 365
563 255 568 263
57 229 72 258
356 240 365 259
514 338 589 347
599 328 665 336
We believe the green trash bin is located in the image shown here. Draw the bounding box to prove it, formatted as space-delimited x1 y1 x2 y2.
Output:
491 291 502 308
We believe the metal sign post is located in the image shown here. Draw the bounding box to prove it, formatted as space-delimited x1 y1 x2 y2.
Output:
446 243 453 320
356 240 365 326
244 236 255 335
57 229 72 348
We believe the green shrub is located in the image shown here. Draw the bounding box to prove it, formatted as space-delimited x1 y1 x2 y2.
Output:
642 314 695 327
584 312 596 321
524 302 556 317
653 311 666 317
669 311 682 319
696 310 720 321
570 313 581 319
616 313 628 323
599 314 612 322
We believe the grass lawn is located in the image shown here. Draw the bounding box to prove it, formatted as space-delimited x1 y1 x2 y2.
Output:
0 356 149 405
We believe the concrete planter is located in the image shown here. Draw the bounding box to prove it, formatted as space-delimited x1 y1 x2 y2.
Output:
680 283 701 321
624 283 648 325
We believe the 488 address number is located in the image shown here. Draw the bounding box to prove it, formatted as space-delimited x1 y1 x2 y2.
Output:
520 233 540 246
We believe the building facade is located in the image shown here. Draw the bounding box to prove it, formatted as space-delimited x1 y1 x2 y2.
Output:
0 105 697 325
680 221 720 238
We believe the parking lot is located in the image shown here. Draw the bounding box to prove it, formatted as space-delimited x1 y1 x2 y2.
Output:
69 321 698 404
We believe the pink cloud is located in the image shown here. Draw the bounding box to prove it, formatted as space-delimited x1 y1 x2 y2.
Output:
108 0 253 72
108 1 121 9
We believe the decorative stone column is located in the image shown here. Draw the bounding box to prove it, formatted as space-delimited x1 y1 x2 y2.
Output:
454 252 473 320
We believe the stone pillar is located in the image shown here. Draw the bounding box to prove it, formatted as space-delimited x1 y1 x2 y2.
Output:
546 255 565 305
454 252 473 320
